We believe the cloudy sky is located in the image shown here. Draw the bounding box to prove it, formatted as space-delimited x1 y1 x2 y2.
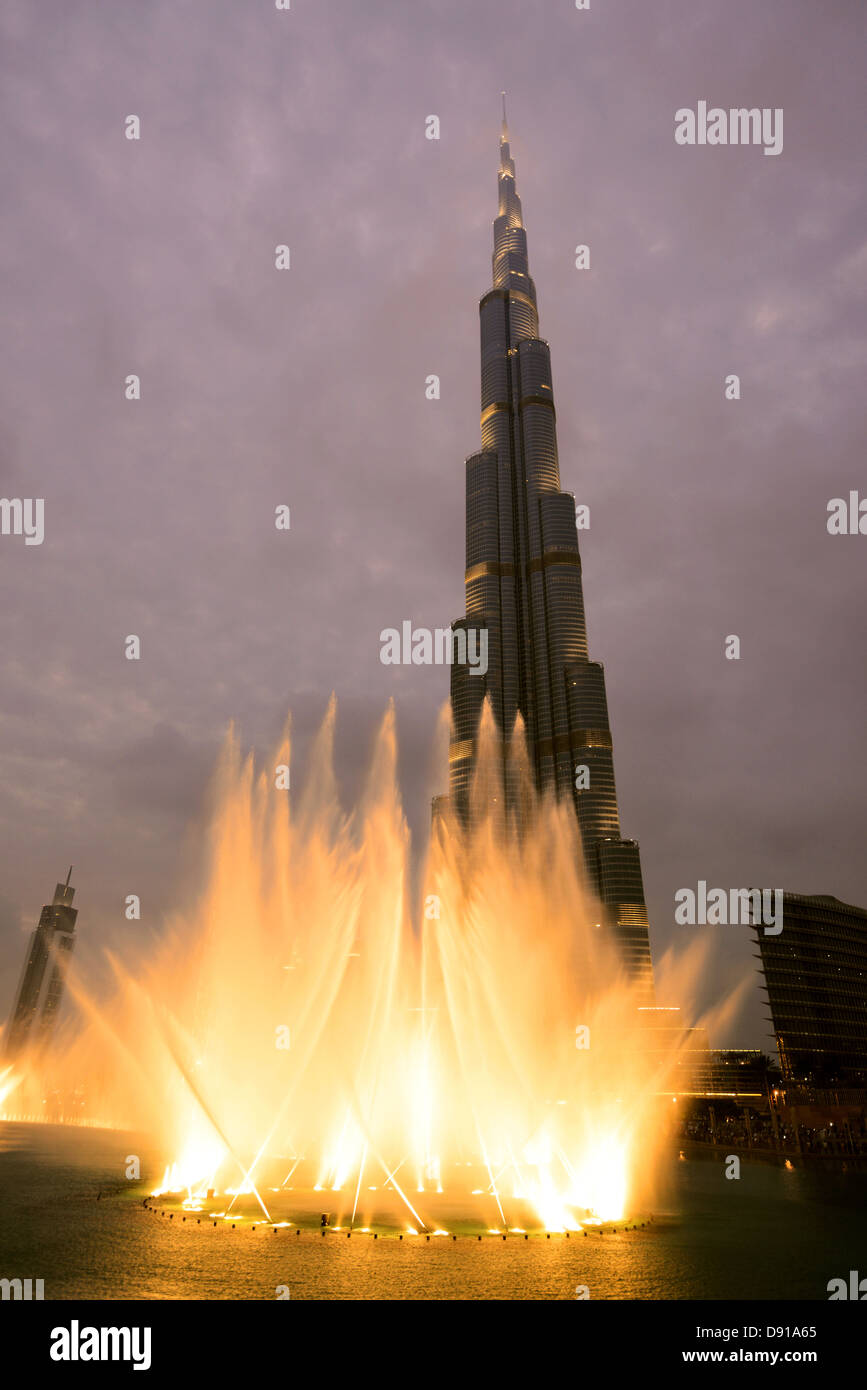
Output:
1 0 864 1048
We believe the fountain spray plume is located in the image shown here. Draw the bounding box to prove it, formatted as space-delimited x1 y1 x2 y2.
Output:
4 698 682 1231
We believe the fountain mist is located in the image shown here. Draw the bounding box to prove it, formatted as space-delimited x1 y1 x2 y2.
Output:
3 699 678 1233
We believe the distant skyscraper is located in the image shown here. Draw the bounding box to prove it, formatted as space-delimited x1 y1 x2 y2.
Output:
441 103 655 1001
4 869 78 1056
755 892 867 1088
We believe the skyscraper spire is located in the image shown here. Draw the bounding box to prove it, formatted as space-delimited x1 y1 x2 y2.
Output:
497 97 523 232
441 109 656 1002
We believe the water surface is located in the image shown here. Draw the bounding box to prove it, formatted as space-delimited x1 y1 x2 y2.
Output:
0 1123 863 1300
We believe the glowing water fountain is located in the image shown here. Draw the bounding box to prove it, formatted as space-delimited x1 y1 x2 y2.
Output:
3 699 678 1234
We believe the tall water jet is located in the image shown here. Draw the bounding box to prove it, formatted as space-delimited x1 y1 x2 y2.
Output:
3 700 680 1233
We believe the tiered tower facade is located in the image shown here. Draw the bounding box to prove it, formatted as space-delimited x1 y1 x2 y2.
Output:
444 106 655 1001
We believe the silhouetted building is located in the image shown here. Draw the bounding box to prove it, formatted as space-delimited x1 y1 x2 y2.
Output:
437 102 654 1000
755 892 867 1088
5 869 78 1056
677 1048 768 1100
635 1009 767 1097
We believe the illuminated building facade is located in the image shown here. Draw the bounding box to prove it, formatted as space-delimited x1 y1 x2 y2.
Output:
441 105 655 1001
4 869 78 1056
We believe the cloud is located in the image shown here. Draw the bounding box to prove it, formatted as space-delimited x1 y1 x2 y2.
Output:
0 0 864 1051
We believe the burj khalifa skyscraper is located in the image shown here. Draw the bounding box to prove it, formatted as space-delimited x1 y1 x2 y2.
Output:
440 103 655 1002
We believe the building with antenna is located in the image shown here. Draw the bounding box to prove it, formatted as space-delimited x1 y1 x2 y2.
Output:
4 869 78 1056
438 102 655 1001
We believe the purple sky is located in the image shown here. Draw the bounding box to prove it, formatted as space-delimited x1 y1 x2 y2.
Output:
1 0 865 1049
